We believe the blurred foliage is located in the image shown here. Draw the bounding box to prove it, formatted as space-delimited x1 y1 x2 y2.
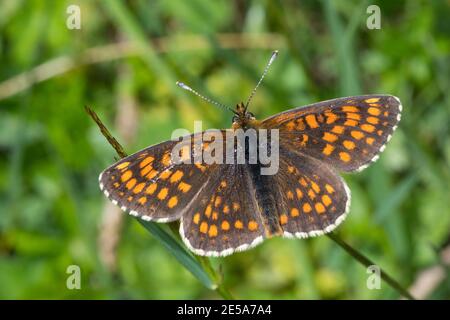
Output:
0 0 449 299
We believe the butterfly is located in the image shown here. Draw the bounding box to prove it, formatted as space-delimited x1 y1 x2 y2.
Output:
99 51 402 257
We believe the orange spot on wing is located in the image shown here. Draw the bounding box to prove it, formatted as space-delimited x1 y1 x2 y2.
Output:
200 222 208 233
346 113 361 120
221 221 230 231
161 153 171 166
205 204 212 218
300 134 309 146
193 213 200 224
345 119 358 126
121 170 132 182
280 214 288 225
361 124 375 133
367 116 379 124
286 121 296 131
339 152 351 162
223 205 230 214
248 221 258 231
146 169 159 180
159 169 172 180
323 144 335 155
214 196 222 207
342 106 359 112
305 114 319 128
140 165 153 177
368 107 381 116
167 196 178 208
322 195 332 206
325 112 338 124
311 181 320 193
291 208 299 217
343 140 356 150
133 182 146 194
234 220 243 229
138 196 147 205
280 213 288 225
157 187 168 200
208 225 218 237
300 178 308 187
365 98 380 103
145 183 157 195
325 184 335 193
308 189 316 199
366 137 375 145
139 156 154 168
220 181 227 188
287 191 294 200
323 132 338 142
351 130 365 140
331 125 345 134
178 182 191 193
315 203 326 214
233 202 240 211
126 178 137 190
296 188 303 199
170 170 184 183
116 162 130 170
377 130 383 136
303 203 312 213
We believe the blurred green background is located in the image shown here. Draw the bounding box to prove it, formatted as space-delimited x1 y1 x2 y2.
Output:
0 0 449 299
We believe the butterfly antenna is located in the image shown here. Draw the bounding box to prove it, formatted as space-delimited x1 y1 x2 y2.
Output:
245 50 279 111
176 81 236 114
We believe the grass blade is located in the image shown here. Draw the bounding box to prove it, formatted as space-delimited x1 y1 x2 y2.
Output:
138 220 216 289
327 233 416 300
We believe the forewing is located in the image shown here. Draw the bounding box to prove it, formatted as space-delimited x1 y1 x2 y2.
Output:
99 132 222 222
261 95 402 171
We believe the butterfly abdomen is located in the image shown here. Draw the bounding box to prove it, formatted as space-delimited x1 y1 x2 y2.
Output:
247 163 283 238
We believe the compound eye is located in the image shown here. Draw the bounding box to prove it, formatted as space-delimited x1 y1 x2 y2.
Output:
248 112 255 118
232 115 238 123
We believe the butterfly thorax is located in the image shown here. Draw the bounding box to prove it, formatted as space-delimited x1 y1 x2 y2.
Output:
231 102 261 130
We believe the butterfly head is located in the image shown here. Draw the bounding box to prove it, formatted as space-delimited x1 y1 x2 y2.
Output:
231 102 258 129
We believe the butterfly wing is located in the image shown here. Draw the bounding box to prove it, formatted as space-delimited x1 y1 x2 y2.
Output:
99 132 222 222
261 95 402 172
180 164 266 257
273 145 350 237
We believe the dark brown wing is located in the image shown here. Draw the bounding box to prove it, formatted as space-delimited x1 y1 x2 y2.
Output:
99 131 224 222
261 95 402 172
180 164 266 257
272 145 350 238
